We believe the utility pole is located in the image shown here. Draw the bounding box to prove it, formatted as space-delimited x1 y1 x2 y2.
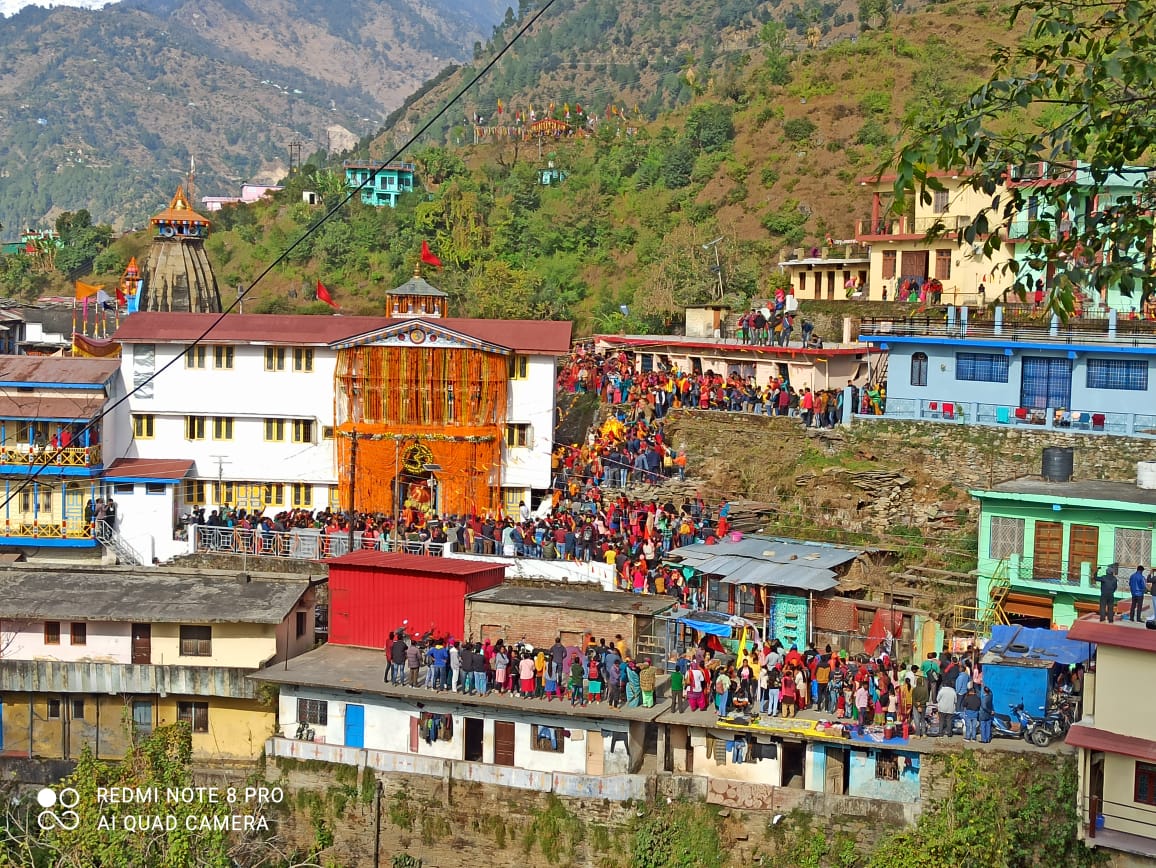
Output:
211 455 231 507
347 428 358 553
703 237 724 299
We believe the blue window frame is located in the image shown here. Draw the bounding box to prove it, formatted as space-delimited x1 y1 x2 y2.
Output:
956 352 1010 383
1021 356 1072 410
1086 358 1148 391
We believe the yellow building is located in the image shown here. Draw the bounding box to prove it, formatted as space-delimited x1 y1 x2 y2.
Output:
0 565 315 761
855 173 1012 305
1067 612 1156 860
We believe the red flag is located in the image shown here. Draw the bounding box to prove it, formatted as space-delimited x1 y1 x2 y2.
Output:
116 286 127 306
315 280 339 309
420 240 442 268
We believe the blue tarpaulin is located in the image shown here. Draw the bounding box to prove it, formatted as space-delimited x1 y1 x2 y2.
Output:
981 625 1092 667
676 610 756 638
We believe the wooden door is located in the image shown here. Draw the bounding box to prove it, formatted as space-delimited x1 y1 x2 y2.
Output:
494 721 515 767
825 747 846 795
1032 522 1063 580
1067 524 1099 582
130 624 151 665
900 250 930 279
586 731 604 776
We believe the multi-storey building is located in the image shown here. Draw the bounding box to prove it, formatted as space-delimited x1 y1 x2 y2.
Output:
0 564 314 760
343 160 416 207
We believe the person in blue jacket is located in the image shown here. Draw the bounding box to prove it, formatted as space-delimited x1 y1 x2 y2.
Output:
1129 565 1148 622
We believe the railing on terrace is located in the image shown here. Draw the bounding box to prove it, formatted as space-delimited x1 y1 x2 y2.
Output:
192 525 451 560
990 556 1109 588
0 444 102 467
1 519 93 539
858 314 1156 345
856 214 973 237
870 397 1156 438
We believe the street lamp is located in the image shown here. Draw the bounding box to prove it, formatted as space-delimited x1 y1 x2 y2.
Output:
703 237 724 299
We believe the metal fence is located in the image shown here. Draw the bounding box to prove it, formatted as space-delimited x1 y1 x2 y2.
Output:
192 525 449 560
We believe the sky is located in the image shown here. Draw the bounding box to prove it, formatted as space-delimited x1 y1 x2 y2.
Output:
0 0 115 15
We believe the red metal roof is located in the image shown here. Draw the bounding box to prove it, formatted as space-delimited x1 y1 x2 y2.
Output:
104 458 194 480
326 550 508 577
1067 616 1156 654
0 356 119 385
1065 724 1156 762
594 334 865 357
0 395 105 420
112 313 572 355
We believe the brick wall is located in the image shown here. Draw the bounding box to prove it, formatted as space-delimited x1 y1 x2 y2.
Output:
465 600 644 653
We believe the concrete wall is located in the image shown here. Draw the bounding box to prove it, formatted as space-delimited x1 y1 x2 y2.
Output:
448 549 617 591
503 354 557 491
2 619 131 662
156 694 274 760
150 621 279 668
846 749 921 802
1102 752 1156 840
105 481 182 563
1093 645 1156 736
465 600 646 653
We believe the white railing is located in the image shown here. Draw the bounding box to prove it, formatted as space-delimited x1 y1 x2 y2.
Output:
191 525 450 559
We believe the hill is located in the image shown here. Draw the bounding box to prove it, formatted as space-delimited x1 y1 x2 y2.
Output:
0 0 506 233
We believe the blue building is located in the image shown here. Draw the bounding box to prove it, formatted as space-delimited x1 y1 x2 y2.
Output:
861 306 1156 437
343 161 416 207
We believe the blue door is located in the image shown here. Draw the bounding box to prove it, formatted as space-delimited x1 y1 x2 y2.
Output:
344 704 364 748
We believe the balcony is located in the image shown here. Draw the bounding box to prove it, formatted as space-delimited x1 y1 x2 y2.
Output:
856 214 974 240
0 660 262 699
858 307 1156 346
0 443 102 474
872 398 1156 440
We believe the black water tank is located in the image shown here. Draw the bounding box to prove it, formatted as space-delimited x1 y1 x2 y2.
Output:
1042 446 1074 482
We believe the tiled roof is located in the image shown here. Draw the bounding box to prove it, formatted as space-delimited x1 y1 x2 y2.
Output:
112 313 573 354
104 458 195 480
0 395 105 421
0 356 119 386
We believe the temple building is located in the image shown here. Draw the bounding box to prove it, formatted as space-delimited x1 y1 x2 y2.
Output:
142 186 221 313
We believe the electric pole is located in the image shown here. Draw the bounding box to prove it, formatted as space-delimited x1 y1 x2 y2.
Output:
347 429 358 553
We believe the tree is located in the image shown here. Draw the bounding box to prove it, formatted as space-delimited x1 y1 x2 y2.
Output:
684 103 736 153
890 0 1156 317
858 0 890 30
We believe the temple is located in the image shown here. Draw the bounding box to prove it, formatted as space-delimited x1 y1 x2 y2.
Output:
142 186 221 313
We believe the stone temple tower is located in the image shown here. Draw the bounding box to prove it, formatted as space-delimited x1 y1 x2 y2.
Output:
142 186 221 313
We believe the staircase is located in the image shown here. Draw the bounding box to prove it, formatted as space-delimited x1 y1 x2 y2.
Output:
94 521 148 566
952 559 1011 639
870 348 889 386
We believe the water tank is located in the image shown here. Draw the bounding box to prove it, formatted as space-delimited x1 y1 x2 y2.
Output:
1137 462 1156 490
1042 446 1074 482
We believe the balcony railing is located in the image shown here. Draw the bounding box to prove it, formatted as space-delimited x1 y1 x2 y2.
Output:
2 519 93 539
856 214 973 237
870 399 1156 439
192 525 450 560
0 444 102 467
858 314 1156 346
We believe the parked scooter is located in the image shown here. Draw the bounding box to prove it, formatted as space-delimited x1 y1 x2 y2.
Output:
987 703 1032 740
1027 697 1077 746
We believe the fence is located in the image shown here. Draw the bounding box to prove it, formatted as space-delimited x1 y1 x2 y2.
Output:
191 525 449 560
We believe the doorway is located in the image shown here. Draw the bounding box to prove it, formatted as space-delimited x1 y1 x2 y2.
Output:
131 624 151 664
824 746 848 795
1032 522 1063 579
494 721 515 767
464 718 484 762
344 704 364 748
781 741 806 788
1067 524 1099 583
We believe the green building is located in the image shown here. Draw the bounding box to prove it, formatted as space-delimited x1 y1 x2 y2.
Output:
343 160 416 208
970 476 1155 629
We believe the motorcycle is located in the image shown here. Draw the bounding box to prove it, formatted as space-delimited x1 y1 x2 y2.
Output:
989 703 1033 740
1027 698 1077 746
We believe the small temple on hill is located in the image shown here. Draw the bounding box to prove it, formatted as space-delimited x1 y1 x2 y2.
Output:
142 186 221 313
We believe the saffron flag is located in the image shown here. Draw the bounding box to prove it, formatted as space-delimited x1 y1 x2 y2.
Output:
420 240 442 268
496 99 504 114
75 281 101 299
316 280 339 309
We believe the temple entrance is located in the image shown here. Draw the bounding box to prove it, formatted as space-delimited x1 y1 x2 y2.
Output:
392 442 439 517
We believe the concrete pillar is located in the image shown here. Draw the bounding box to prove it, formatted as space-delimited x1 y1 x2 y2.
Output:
657 724 668 773
1050 314 1059 336
960 306 969 335
994 306 1003 334
946 306 956 328
841 386 854 427
1108 308 1117 338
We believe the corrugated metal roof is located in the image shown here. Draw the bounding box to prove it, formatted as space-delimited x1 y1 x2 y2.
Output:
0 356 119 386
0 660 259 699
0 569 308 623
665 534 861 592
0 394 105 420
104 458 194 480
328 550 507 577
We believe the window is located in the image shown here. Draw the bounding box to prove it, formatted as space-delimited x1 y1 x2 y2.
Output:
21 488 51 513
133 414 155 439
1086 358 1149 391
185 416 206 440
264 419 286 442
989 517 1025 559
875 751 900 781
935 249 952 280
932 189 950 214
292 419 314 443
132 700 153 733
505 423 531 448
263 483 284 506
910 352 928 387
179 625 212 657
296 610 307 638
264 347 286 371
145 483 166 495
882 250 897 280
177 701 209 733
214 481 235 504
293 347 314 372
298 698 328 726
185 345 207 368
47 699 61 720
113 483 135 495
292 483 312 508
1021 356 1072 411
184 480 207 505
213 345 234 369
532 724 565 753
1115 528 1153 570
212 416 234 440
1137 762 1156 806
956 352 1010 383
70 622 86 645
71 699 85 720
508 355 529 380
44 621 60 645
322 426 335 440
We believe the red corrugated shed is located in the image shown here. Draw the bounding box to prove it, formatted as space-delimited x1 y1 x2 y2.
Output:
328 554 505 648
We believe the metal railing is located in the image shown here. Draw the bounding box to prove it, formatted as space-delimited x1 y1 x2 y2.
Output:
858 315 1156 345
870 399 1156 439
192 525 450 560
94 521 148 566
3 519 93 539
0 444 102 467
856 214 974 237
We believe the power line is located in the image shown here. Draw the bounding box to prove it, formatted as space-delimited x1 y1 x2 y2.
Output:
0 0 563 516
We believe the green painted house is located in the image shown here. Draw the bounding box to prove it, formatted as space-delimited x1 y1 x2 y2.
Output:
971 477 1155 628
